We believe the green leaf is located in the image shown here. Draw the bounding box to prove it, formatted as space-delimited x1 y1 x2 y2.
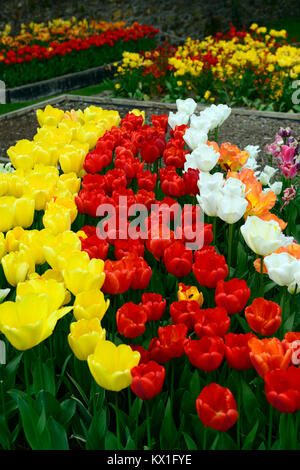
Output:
0 415 11 449
86 410 106 450
241 380 258 424
47 417 69 450
160 398 178 449
182 432 198 450
105 431 118 450
242 419 259 450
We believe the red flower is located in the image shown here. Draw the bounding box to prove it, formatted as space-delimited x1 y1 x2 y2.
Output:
224 332 255 370
264 366 300 413
116 302 147 338
164 241 193 278
146 225 174 260
245 298 282 336
135 189 156 210
130 361 166 400
83 144 113 173
163 146 188 168
141 293 166 321
215 278 250 315
193 307 230 338
102 259 133 294
114 239 145 260
80 235 109 260
151 114 168 132
159 166 186 197
115 149 144 180
248 337 292 378
149 324 188 363
193 250 228 288
104 168 128 195
183 168 200 195
196 383 239 432
129 344 150 364
170 300 201 330
184 336 224 371
122 255 152 290
137 170 157 191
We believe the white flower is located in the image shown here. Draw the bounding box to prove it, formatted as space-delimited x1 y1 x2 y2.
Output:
222 177 246 197
244 145 260 160
176 98 197 116
197 171 224 193
198 104 231 131
186 144 219 172
269 182 283 195
196 191 222 217
288 269 300 294
184 153 198 172
264 253 300 286
189 114 210 133
168 111 190 130
183 128 208 151
240 216 294 256
240 145 261 172
259 165 277 186
217 195 248 224
0 163 14 174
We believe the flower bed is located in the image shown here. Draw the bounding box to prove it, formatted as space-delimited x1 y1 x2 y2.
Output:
0 99 299 450
0 20 158 88
112 23 300 113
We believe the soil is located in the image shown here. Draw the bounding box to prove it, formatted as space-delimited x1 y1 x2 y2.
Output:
0 97 299 171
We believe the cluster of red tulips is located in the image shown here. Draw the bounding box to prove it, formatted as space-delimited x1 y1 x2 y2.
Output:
75 110 300 434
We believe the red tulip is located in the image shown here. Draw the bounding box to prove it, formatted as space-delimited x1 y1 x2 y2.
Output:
80 235 109 260
146 225 174 260
129 344 150 364
184 336 224 371
137 170 157 191
124 255 152 290
149 324 188 363
130 361 166 400
245 298 281 336
116 302 147 338
159 166 186 198
141 293 166 321
164 241 193 278
224 332 255 370
215 278 250 314
114 239 145 260
196 383 239 432
193 307 230 338
102 259 133 294
170 300 201 330
264 366 300 413
193 249 228 288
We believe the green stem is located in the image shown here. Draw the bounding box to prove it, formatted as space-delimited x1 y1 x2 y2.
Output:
115 393 121 450
227 223 234 272
0 378 10 450
260 256 264 298
146 401 151 449
268 405 273 449
203 425 207 450
24 351 30 396
237 375 241 449
212 216 217 246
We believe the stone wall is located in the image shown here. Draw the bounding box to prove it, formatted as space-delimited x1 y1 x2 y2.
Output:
1 0 300 43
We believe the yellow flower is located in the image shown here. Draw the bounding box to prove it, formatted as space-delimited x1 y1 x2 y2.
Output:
58 141 89 176
204 90 211 100
16 278 67 311
46 197 78 223
7 140 36 170
0 197 15 232
5 226 26 252
177 81 183 86
0 293 72 350
74 289 110 321
129 109 145 123
36 105 64 127
0 233 6 260
62 256 105 296
13 197 35 228
56 173 81 195
1 248 35 286
177 283 204 306
87 340 140 391
23 170 58 211
115 83 121 89
68 318 106 361
43 204 71 235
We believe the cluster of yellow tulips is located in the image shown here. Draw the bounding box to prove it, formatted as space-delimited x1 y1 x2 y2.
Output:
0 104 141 393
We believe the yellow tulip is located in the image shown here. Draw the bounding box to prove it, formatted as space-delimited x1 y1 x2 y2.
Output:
7 139 36 170
1 248 35 286
87 340 140 391
36 104 64 127
0 233 6 260
6 171 24 198
43 205 71 235
34 127 72 148
23 171 58 211
57 173 81 195
74 289 110 321
5 226 26 252
62 257 105 296
58 141 89 176
21 229 48 265
13 197 35 228
0 197 15 232
0 174 8 196
76 123 103 149
46 197 78 223
177 283 204 307
68 318 106 361
16 278 66 311
0 293 72 350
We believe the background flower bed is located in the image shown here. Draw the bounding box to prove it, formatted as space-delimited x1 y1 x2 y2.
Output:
0 99 299 450
110 24 300 113
0 20 158 87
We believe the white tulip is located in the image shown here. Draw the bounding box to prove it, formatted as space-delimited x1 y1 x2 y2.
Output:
183 153 198 172
259 165 277 186
176 98 197 116
269 182 283 195
240 216 294 256
222 177 246 197
197 171 224 193
196 191 222 217
217 195 248 224
168 111 190 130
189 114 210 133
288 270 300 294
264 253 300 286
183 128 208 151
187 144 219 172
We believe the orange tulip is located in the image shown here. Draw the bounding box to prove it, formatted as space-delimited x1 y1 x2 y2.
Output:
218 143 249 171
245 298 281 336
248 337 291 378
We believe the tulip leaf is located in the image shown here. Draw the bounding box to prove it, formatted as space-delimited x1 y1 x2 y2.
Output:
241 380 258 424
3 352 23 388
160 398 178 449
242 419 259 450
182 432 198 450
60 399 76 427
219 431 238 450
86 410 106 450
0 415 11 449
104 431 118 450
47 417 69 450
